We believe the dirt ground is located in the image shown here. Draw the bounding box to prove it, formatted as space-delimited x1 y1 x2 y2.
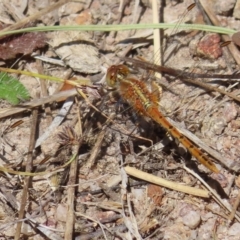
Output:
0 0 240 239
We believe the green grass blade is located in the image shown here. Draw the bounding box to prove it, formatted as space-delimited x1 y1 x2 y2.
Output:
0 23 236 37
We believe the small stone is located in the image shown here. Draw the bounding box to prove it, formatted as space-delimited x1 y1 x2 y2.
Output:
228 222 240 236
212 117 227 135
58 2 84 16
196 34 222 59
180 205 201 229
214 0 235 16
198 218 216 240
201 211 214 221
56 204 68 222
222 102 238 123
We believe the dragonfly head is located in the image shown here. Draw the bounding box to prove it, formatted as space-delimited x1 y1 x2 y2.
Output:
106 65 129 88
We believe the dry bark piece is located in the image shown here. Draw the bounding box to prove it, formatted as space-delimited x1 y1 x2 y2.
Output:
0 32 46 60
235 175 240 188
233 0 240 19
147 184 163 206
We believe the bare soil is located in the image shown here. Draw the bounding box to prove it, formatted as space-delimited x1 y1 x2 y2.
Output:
0 0 240 239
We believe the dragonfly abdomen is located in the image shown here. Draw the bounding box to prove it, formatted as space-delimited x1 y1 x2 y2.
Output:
146 105 219 173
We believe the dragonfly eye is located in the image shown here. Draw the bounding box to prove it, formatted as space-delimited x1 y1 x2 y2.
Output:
106 65 118 87
106 65 130 87
117 65 129 79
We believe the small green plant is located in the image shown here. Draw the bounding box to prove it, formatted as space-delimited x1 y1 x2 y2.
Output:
0 72 30 105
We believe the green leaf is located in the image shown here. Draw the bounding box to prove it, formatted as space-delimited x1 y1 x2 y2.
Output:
0 72 30 105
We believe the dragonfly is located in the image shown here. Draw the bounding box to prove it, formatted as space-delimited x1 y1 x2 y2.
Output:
106 64 220 173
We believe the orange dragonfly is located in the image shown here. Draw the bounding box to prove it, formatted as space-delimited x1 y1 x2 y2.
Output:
106 64 220 173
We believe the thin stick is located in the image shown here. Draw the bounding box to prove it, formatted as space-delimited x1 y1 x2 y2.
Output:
64 105 83 239
64 153 78 239
125 166 209 198
14 109 38 240
152 0 162 79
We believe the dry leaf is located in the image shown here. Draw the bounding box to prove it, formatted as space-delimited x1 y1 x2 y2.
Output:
0 32 46 60
147 184 163 206
48 31 101 73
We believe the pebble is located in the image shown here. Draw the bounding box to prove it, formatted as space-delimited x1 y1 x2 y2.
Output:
196 34 222 59
222 102 238 123
228 222 240 236
180 205 201 229
214 0 236 15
